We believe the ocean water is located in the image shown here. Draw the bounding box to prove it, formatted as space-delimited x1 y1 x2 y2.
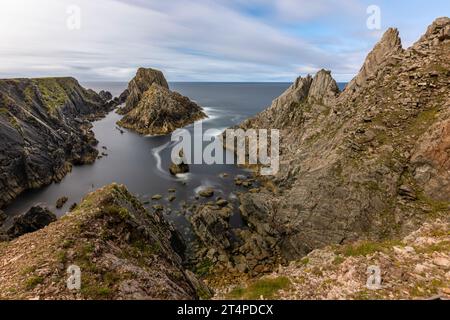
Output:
4 82 347 236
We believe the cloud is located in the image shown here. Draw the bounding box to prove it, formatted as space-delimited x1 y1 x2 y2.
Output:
0 0 446 82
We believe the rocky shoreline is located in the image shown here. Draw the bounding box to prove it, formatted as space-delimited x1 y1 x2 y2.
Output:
0 18 448 300
0 77 117 209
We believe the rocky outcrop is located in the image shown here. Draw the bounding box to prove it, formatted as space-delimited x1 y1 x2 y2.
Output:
99 90 113 102
6 205 56 239
345 28 403 95
117 68 206 135
0 77 112 208
0 184 208 299
225 18 450 261
117 68 169 115
214 218 450 300
117 83 207 135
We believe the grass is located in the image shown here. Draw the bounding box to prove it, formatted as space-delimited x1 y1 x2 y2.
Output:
337 239 403 257
32 78 69 112
195 259 214 277
227 277 291 300
24 276 44 290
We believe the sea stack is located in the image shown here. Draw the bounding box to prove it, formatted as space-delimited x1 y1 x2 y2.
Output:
117 68 207 135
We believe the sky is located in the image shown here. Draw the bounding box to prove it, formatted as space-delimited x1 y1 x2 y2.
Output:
0 0 449 82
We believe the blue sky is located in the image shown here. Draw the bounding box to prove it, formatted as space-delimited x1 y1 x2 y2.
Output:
0 0 448 82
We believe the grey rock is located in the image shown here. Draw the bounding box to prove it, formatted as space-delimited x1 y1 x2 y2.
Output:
7 205 56 239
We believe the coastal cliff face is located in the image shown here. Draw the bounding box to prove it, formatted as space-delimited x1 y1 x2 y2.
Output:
225 18 450 261
0 77 111 209
0 184 208 299
117 68 207 135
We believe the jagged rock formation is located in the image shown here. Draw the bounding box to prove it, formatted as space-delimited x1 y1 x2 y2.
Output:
224 18 450 262
0 77 112 208
99 90 113 102
117 68 206 135
0 184 210 299
345 28 403 94
117 67 169 115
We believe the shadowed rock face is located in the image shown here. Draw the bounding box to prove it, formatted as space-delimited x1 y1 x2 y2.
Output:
6 205 56 239
226 18 450 260
0 184 210 299
117 68 206 135
118 67 169 115
0 77 110 209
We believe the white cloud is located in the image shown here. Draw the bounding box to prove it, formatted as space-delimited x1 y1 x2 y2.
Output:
0 0 392 82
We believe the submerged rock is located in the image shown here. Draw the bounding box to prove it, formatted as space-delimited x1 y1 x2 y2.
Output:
117 67 169 115
169 162 190 175
198 188 214 198
7 205 56 239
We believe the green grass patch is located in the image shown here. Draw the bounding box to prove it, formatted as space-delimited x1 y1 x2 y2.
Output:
227 277 290 300
24 276 44 290
338 240 403 257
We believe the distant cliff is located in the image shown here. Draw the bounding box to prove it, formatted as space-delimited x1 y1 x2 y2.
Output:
0 77 112 208
117 68 206 135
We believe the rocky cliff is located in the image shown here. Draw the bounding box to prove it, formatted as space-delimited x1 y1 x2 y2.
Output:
0 77 113 209
0 184 209 299
117 68 206 135
225 17 450 262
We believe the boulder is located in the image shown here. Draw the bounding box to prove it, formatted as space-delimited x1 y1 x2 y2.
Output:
7 205 57 239
56 196 68 209
99 90 113 101
198 188 214 198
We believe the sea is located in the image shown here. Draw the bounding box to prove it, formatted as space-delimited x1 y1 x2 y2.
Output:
4 82 347 237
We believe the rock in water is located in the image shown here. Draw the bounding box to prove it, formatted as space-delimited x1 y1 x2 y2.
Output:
99 90 113 101
7 205 56 239
116 67 207 135
198 188 214 198
117 83 207 135
56 196 69 209
117 67 169 115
